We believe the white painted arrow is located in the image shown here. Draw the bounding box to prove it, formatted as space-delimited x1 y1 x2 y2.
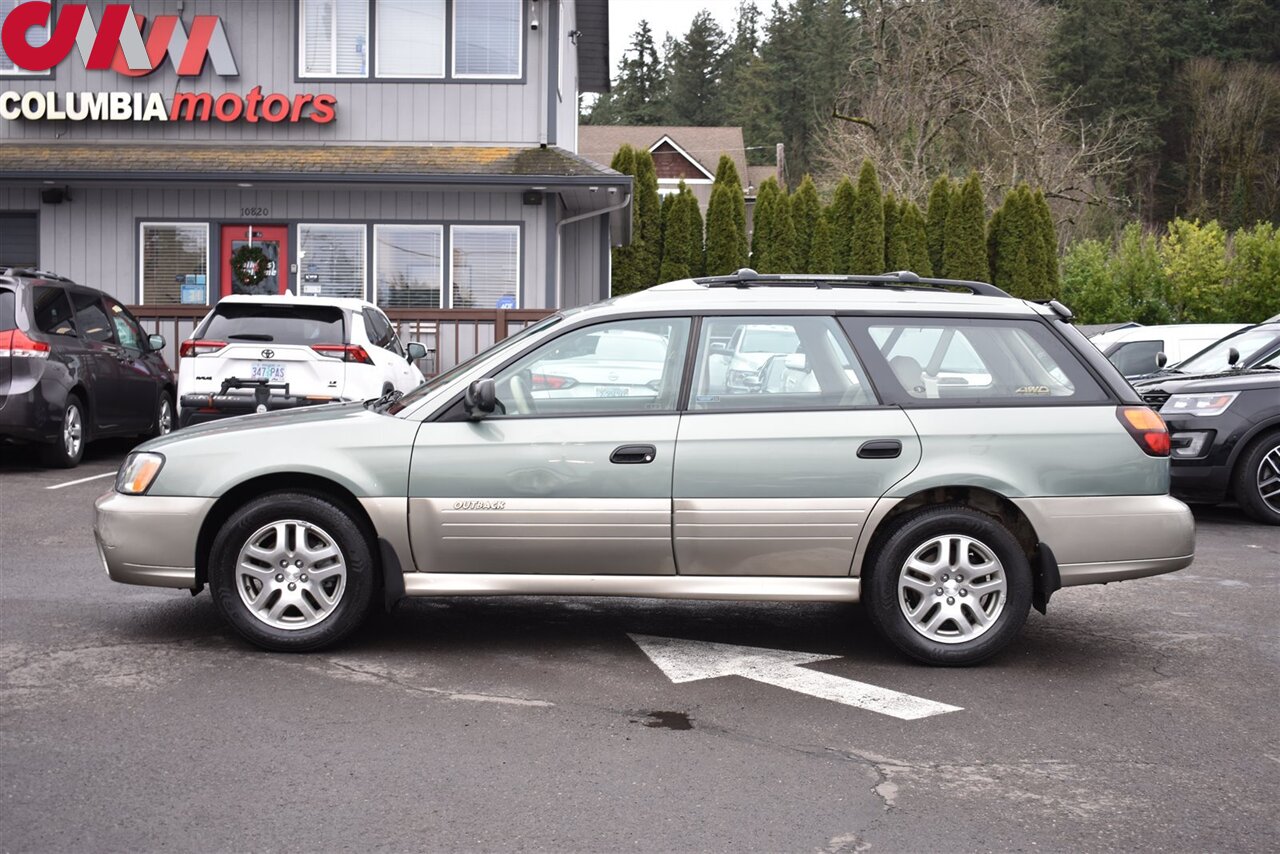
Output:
630 634 961 720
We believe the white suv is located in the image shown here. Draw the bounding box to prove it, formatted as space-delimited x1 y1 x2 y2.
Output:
176 295 425 428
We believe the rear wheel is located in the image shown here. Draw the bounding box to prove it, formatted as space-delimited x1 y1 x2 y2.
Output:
1234 431 1280 525
209 492 375 651
863 505 1032 666
40 394 86 468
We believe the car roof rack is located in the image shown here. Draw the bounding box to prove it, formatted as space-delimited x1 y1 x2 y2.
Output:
693 268 1012 298
1 267 75 283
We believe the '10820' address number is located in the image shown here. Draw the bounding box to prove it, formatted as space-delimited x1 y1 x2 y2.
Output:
240 207 270 217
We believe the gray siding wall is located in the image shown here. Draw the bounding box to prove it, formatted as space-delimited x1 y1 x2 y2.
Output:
559 214 604 308
1 0 555 145
0 185 554 308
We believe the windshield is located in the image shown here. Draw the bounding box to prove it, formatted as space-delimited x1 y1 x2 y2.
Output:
1176 327 1280 374
386 314 563 414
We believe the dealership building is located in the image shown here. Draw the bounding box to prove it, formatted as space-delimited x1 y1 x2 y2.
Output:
0 0 629 317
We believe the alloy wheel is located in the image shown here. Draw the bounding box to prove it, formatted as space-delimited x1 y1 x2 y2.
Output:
897 534 1008 644
64 404 83 460
157 397 173 435
1257 444 1280 514
235 520 347 630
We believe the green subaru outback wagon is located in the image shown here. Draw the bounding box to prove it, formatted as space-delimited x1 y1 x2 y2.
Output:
96 272 1194 665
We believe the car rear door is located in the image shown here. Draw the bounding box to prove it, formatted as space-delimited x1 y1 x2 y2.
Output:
672 315 921 577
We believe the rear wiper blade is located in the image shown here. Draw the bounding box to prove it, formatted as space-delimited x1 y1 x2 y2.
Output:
227 333 274 341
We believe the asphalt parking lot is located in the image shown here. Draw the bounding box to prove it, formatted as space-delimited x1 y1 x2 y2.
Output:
2 440 1277 853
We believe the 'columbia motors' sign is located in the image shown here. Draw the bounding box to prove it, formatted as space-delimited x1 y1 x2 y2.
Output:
0 2 336 124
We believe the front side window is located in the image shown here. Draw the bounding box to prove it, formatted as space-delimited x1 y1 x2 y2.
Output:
0 0 50 76
298 224 366 299
375 224 443 308
451 226 519 308
847 317 1108 404
69 292 113 344
490 317 691 418
300 0 369 77
690 316 875 411
1107 340 1164 377
140 223 209 305
453 0 522 77
377 0 445 77
104 299 145 351
32 286 75 336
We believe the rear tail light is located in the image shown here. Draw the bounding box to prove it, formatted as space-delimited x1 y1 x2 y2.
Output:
311 344 372 364
179 339 226 357
0 329 51 359
1117 405 1171 456
530 372 578 390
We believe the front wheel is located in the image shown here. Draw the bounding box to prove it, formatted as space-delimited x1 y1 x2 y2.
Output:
1234 431 1280 525
863 505 1032 666
147 391 175 438
209 492 376 651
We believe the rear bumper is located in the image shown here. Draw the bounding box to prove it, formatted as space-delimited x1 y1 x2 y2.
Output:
0 378 62 443
94 491 215 589
178 392 344 428
1013 494 1195 586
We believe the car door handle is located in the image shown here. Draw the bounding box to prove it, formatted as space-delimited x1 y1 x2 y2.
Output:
857 440 902 459
610 444 657 464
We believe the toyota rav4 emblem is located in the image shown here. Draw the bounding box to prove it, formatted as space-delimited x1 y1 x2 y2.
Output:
261 349 275 359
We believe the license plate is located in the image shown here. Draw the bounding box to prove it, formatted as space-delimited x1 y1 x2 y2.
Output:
597 386 629 397
250 362 286 381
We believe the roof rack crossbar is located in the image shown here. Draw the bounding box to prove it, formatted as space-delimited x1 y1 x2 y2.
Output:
693 268 1011 298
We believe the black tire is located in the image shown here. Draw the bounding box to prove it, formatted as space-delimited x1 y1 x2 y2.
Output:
1233 430 1280 526
209 492 376 652
146 390 175 438
862 505 1032 666
40 394 86 468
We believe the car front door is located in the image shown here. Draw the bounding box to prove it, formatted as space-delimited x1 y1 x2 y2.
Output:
102 297 161 431
672 315 922 576
407 317 691 575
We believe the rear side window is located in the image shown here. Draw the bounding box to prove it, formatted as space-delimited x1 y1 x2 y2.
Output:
0 287 15 332
32 286 76 337
69 291 113 343
843 316 1109 405
198 303 345 346
362 308 398 351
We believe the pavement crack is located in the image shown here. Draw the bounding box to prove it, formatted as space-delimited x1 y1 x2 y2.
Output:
321 658 554 707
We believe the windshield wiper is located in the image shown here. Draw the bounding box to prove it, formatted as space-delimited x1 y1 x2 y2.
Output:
367 388 403 412
227 333 274 341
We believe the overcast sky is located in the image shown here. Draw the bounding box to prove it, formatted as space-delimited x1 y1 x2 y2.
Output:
608 1 746 72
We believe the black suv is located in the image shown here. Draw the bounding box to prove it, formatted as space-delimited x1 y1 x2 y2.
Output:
1 269 176 467
1133 316 1280 525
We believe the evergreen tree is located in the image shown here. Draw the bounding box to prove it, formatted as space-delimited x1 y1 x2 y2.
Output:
850 160 885 274
714 154 742 188
943 173 989 281
658 190 678 280
829 177 857 273
789 175 821 272
926 177 953 277
682 183 706 277
750 178 795 273
898 201 932 276
658 188 693 283
706 182 748 275
584 21 665 125
809 208 836 274
625 148 663 293
883 193 905 270
609 145 639 293
990 185 1034 297
665 11 728 126
1032 190 1060 296
712 155 749 268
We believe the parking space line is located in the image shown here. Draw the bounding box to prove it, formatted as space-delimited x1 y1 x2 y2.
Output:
45 471 115 490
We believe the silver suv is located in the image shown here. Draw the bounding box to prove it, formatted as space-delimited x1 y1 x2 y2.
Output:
95 271 1195 665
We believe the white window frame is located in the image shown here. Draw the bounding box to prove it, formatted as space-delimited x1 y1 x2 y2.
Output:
138 222 210 306
374 0 446 79
0 0 51 77
448 224 521 309
296 223 368 298
298 0 370 79
373 223 445 308
451 0 523 80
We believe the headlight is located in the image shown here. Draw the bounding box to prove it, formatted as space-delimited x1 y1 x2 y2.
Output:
1161 392 1239 417
116 452 165 495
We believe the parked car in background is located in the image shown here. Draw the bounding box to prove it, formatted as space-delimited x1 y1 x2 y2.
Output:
97 270 1194 665
0 268 175 467
1133 318 1280 524
177 295 427 428
1094 324 1247 378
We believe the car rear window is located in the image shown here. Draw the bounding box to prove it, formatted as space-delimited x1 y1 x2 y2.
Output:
0 287 14 332
199 303 345 346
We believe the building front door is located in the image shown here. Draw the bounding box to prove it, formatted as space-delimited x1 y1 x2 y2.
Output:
220 225 289 297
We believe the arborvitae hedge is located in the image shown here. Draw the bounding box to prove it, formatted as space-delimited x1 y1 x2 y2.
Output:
829 177 857 273
883 193 905 270
810 208 836 274
750 178 796 273
683 183 706 277
790 175 821 273
943 172 989 281
629 148 662 292
926 176 953 278
899 201 932 276
706 182 747 275
1033 189 1060 296
850 159 886 274
608 144 638 294
658 182 693 283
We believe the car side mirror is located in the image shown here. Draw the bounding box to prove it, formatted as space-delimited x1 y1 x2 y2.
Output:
148 333 165 352
406 342 427 361
1156 351 1168 368
1227 347 1240 367
464 378 500 420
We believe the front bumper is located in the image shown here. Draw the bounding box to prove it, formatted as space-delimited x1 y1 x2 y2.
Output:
1013 494 1195 586
94 491 216 589
178 392 343 428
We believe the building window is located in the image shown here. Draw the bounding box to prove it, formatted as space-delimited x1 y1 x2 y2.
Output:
0 0 50 76
300 0 369 78
298 224 366 299
375 225 443 308
451 226 519 308
453 0 522 78
139 223 210 305
376 0 445 77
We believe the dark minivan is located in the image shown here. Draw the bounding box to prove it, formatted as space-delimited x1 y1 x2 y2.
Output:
0 269 175 467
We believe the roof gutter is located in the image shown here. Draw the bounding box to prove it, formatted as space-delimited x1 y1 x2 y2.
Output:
555 191 631 307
